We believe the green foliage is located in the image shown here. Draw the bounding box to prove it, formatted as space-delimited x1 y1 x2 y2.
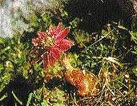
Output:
48 87 66 106
0 0 137 106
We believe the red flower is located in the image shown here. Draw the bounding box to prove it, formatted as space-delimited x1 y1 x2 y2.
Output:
31 23 73 69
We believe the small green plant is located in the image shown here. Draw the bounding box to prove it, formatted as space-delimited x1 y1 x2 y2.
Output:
0 1 137 105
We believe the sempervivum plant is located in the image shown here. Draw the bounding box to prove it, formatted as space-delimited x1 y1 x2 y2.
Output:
31 23 74 69
63 57 99 96
65 70 99 96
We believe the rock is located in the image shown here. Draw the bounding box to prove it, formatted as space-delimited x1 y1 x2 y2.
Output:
0 0 49 38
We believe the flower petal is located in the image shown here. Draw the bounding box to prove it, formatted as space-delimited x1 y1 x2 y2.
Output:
32 38 40 46
50 47 60 60
55 23 62 35
48 52 56 66
37 31 48 38
55 27 70 41
56 39 73 51
43 48 60 69
43 54 48 69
